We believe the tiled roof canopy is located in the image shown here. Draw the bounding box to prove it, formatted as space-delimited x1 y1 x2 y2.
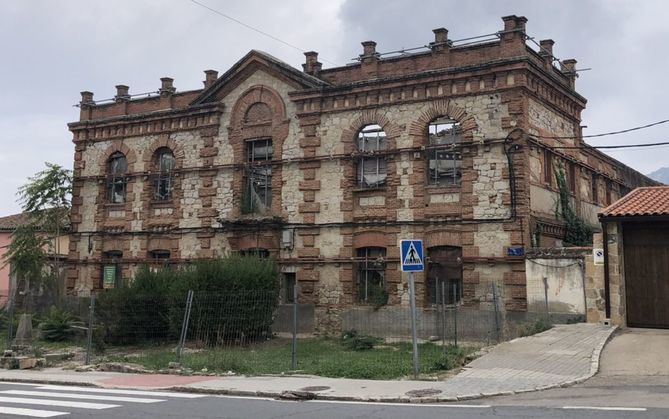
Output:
599 186 669 219
0 213 29 231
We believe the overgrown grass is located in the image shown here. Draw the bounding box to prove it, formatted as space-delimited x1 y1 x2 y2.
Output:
102 338 476 380
517 318 553 337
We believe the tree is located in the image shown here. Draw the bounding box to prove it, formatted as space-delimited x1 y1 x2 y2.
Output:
3 163 72 296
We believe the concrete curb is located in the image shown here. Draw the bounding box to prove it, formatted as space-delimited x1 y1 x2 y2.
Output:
0 326 618 404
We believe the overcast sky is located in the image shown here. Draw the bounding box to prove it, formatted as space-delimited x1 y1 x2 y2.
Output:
1 0 668 216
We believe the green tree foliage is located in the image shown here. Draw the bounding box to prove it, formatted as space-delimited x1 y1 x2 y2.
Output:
554 165 593 246
3 163 72 293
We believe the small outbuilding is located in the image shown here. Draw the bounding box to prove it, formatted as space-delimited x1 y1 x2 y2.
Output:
598 186 669 328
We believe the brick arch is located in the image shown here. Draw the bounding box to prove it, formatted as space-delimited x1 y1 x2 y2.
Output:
229 85 287 133
98 140 137 172
143 135 185 170
352 230 388 249
425 229 461 249
227 85 290 218
339 109 403 153
408 99 478 147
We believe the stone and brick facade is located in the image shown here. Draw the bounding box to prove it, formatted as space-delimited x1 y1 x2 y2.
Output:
66 15 656 333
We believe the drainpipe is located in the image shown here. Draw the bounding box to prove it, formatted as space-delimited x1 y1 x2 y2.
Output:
602 221 611 319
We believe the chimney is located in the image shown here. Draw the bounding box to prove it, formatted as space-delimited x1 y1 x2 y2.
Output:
302 51 322 76
500 15 528 55
560 59 578 89
361 41 378 58
430 28 450 53
539 39 555 66
203 70 218 88
501 15 527 33
159 77 176 96
114 85 130 102
80 91 94 106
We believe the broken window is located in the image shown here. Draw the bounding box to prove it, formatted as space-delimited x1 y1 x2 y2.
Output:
426 246 462 305
239 248 270 259
153 147 175 201
148 249 171 271
428 117 462 186
282 272 296 304
356 125 388 188
591 173 599 203
356 247 387 304
107 152 127 204
243 138 273 213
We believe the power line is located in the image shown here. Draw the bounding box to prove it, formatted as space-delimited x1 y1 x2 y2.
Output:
536 118 669 140
547 140 669 150
188 0 337 66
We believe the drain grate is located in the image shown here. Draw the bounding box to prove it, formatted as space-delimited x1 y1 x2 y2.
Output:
405 388 442 397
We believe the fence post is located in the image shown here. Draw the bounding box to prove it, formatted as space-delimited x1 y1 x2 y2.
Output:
176 290 194 362
408 272 420 379
85 293 96 365
452 282 458 348
492 282 501 342
6 294 14 349
440 280 446 352
291 283 298 370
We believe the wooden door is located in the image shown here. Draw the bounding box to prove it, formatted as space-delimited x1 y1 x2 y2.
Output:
623 222 669 328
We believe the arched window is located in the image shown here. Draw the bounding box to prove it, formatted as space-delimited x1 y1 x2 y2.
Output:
357 124 388 188
427 117 462 186
153 147 175 201
243 138 273 213
356 247 386 304
107 152 127 203
426 246 462 304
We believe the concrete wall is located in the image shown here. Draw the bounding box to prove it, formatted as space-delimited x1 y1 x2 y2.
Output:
525 257 586 314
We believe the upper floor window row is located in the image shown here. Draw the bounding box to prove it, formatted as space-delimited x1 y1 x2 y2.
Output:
106 147 176 204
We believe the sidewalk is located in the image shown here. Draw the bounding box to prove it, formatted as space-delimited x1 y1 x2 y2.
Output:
0 323 616 403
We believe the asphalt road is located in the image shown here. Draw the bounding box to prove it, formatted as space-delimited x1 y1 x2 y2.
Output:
0 381 667 419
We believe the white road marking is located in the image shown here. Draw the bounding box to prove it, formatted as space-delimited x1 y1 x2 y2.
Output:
1 390 165 404
36 385 206 398
0 406 68 417
0 396 118 410
563 406 647 412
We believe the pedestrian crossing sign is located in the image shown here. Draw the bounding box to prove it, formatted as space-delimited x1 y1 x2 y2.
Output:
400 239 424 272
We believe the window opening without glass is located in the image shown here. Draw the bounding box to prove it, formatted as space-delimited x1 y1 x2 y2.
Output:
428 117 462 186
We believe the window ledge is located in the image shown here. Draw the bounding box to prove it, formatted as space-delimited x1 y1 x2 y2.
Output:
352 186 387 193
104 203 125 209
425 185 461 193
150 200 174 207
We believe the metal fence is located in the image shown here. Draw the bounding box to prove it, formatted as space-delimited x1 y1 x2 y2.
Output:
2 279 583 379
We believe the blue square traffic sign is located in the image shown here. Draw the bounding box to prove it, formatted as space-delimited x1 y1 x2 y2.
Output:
400 239 424 272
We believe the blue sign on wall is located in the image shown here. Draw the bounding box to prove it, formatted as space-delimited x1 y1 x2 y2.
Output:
400 239 424 272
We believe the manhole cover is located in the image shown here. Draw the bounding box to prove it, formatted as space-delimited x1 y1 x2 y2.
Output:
405 388 442 397
298 386 331 392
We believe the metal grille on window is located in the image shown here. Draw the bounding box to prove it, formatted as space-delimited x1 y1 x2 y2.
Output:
426 246 462 304
356 247 386 303
149 250 170 271
357 125 388 188
107 152 127 203
153 148 175 201
428 118 462 186
244 138 273 213
239 248 270 259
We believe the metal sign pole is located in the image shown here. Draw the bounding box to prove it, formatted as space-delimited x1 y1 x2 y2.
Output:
408 272 419 379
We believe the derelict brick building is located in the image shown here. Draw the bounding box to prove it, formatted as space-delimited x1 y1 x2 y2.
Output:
66 15 655 332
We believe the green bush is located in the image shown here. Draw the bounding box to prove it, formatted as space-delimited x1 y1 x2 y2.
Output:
38 307 83 342
341 330 380 351
95 255 279 346
431 345 468 371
